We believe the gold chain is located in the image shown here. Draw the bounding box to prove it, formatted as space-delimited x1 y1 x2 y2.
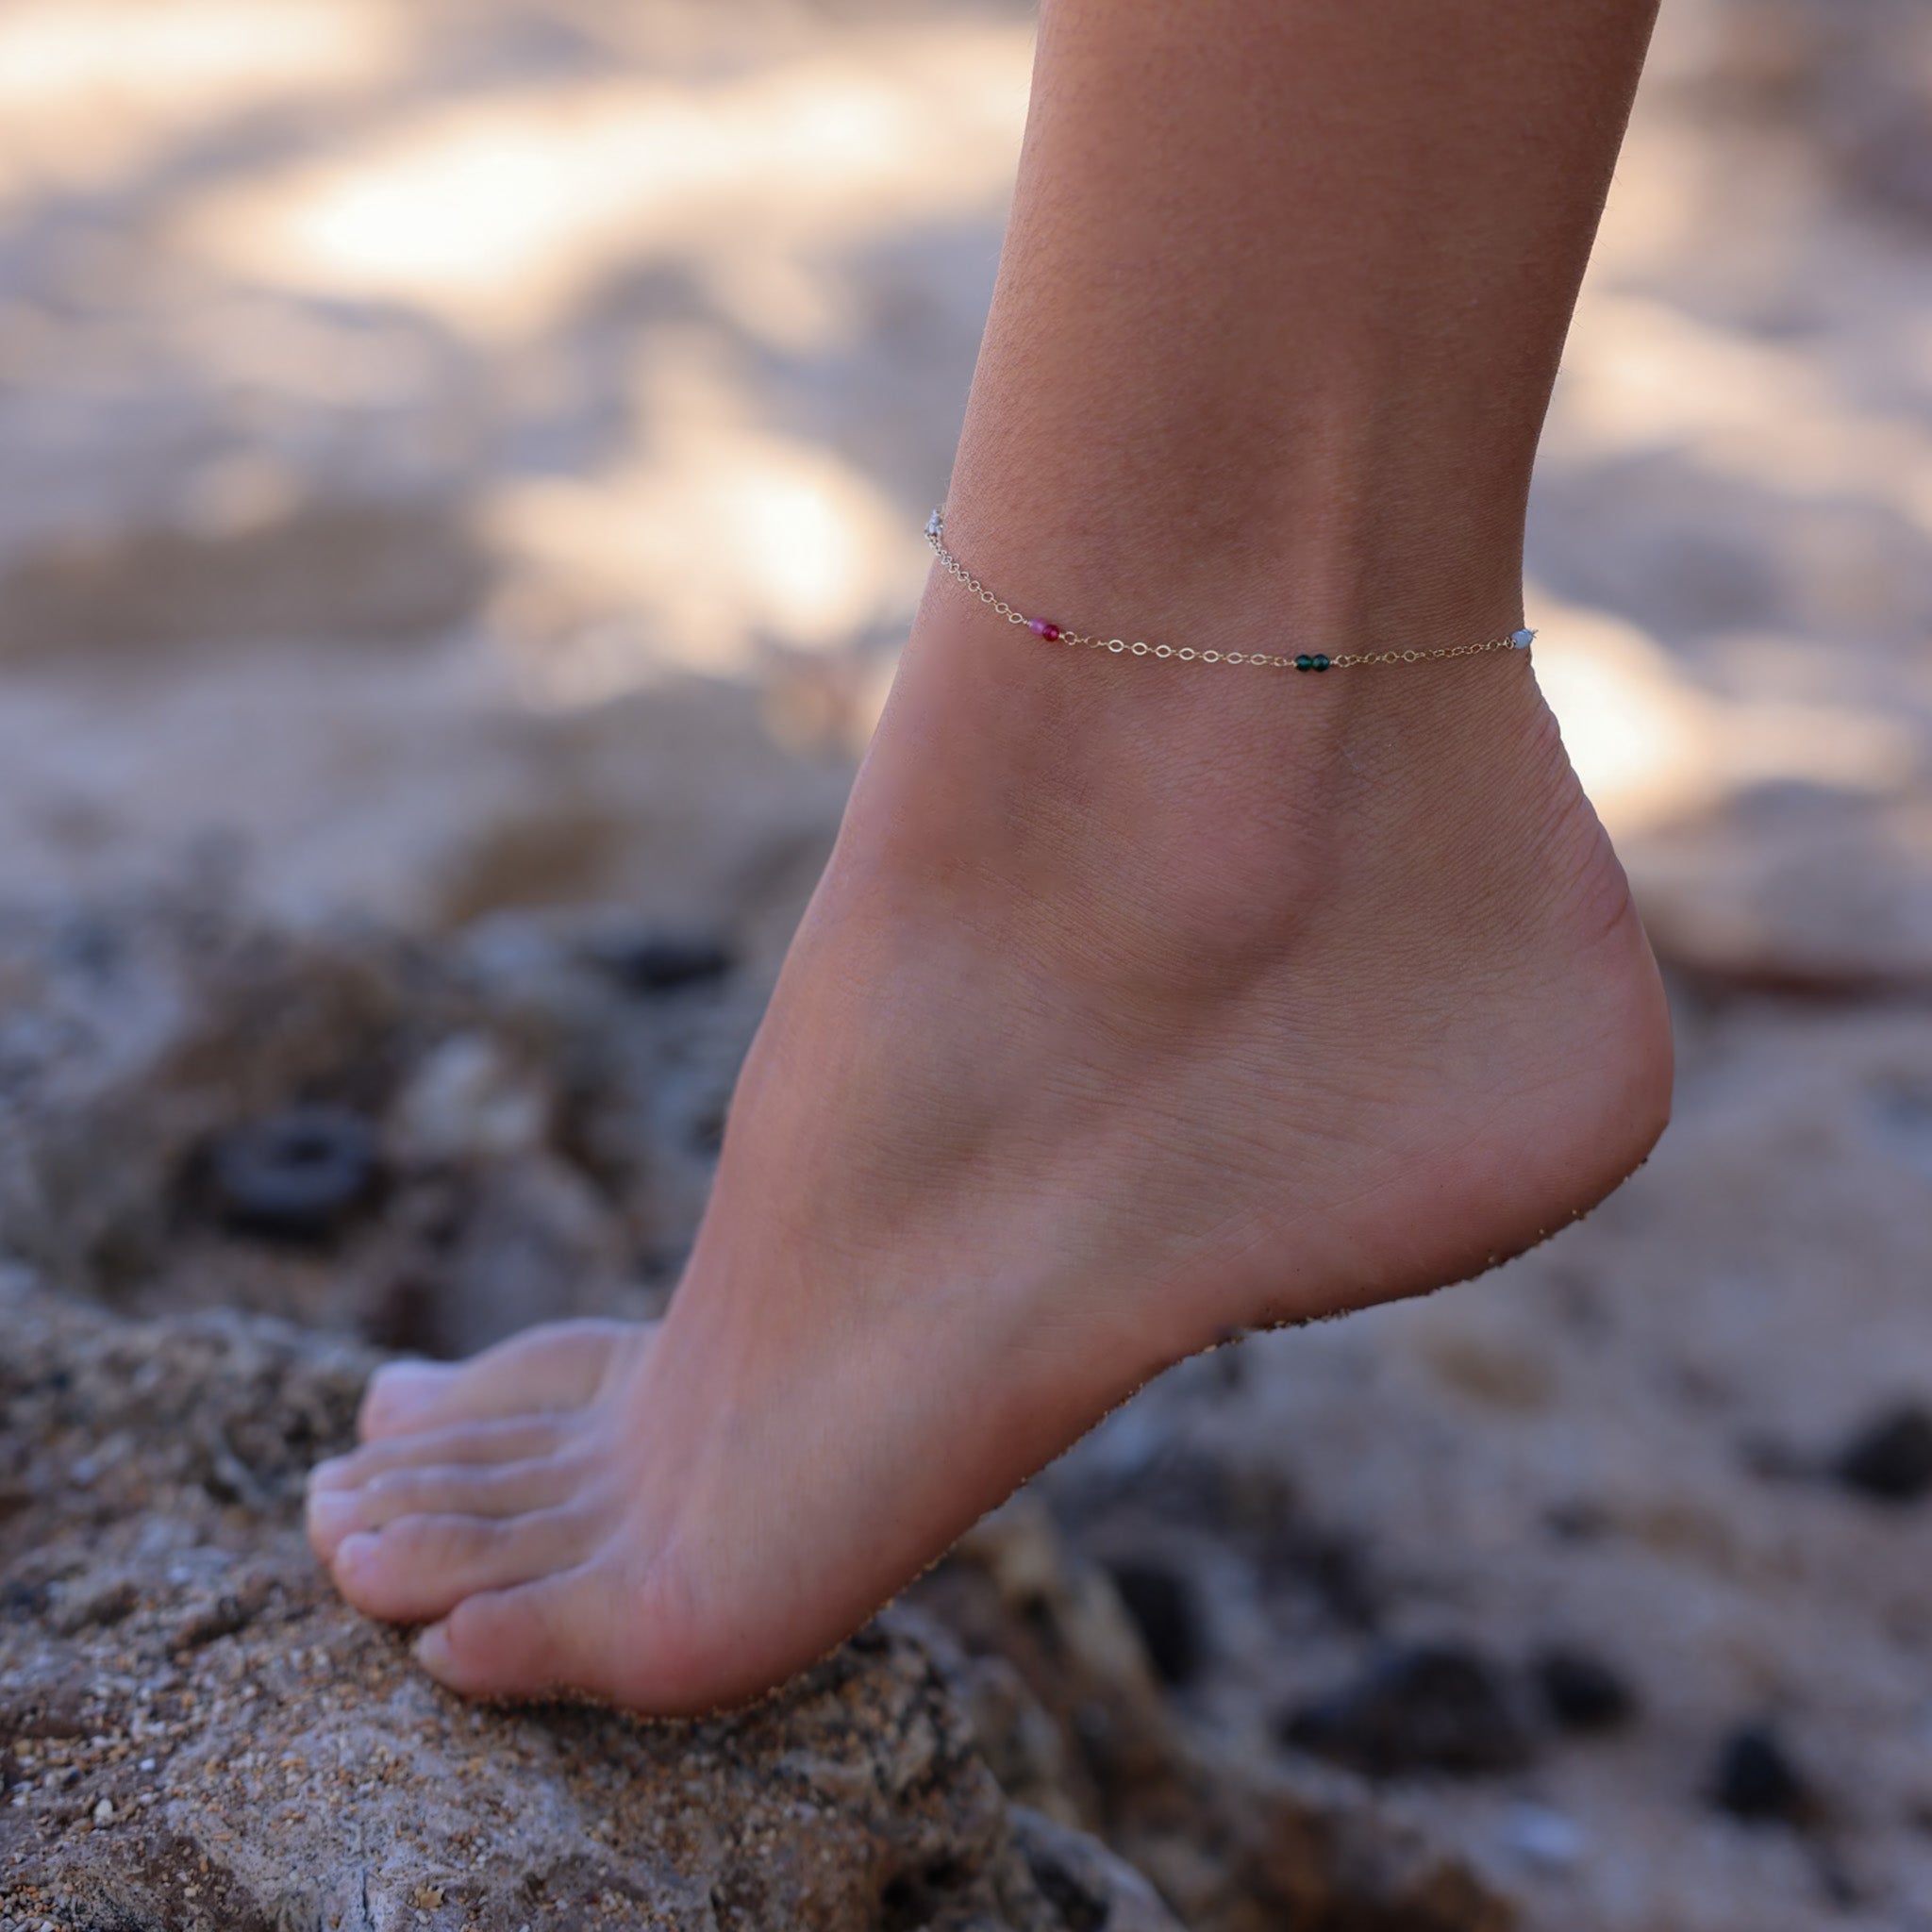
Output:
924 510 1534 671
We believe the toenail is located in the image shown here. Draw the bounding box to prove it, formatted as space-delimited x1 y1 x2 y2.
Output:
375 1358 442 1386
308 1457 354 1491
334 1531 380 1576
366 1361 445 1413
307 1490 359 1531
413 1624 454 1676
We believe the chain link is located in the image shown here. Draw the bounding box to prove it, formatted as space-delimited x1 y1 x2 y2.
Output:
924 511 1532 672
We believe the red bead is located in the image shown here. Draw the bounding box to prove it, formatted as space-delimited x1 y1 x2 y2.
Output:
1029 619 1060 641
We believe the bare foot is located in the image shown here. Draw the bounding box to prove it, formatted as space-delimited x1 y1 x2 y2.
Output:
308 600 1671 1714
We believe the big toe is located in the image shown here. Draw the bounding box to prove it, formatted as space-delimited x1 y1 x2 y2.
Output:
415 1554 803 1716
414 1559 673 1706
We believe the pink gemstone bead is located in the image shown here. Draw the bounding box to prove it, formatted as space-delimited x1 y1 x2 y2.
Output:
1029 619 1061 641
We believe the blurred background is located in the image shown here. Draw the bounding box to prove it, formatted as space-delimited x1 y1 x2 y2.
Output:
3 1 1932 1927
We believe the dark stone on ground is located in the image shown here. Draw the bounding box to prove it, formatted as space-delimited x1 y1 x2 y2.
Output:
1280 1643 1535 1779
1104 1557 1203 1688
1832 1401 1932 1504
1533 1647 1640 1734
206 1104 381 1243
1709 1722 1815 1826
584 927 736 993
1543 1500 1612 1542
1056 1452 1383 1630
1269 1521 1385 1630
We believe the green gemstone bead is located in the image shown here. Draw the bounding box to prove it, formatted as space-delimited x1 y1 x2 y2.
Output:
1294 654 1313 672
1311 654 1330 671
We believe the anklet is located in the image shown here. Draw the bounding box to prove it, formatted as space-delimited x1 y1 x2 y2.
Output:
925 510 1534 671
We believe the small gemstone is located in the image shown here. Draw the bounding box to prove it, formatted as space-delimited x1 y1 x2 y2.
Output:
1294 654 1313 672
1510 627 1536 649
925 510 943 537
1312 654 1330 672
1028 619 1060 640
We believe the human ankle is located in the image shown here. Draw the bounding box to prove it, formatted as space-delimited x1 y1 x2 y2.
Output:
846 580 1591 1000
893 484 1550 820
932 482 1526 671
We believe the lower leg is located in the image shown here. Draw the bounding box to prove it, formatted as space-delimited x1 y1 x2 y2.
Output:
947 0 1657 646
308 0 1671 1713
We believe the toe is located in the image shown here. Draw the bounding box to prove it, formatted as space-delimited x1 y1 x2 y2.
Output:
330 1507 594 1624
307 1457 573 1562
416 1556 741 1714
358 1321 648 1441
311 1415 568 1498
355 1360 458 1440
415 1566 624 1701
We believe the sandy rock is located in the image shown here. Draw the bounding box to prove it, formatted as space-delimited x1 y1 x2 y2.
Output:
0 1287 1178 1932
0 1283 1516 1932
0 897 729 1353
0 498 487 664
1630 791 1932 997
0 893 433 1293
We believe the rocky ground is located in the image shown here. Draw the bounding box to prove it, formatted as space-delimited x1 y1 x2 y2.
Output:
5 887 1932 1931
5 0 1932 1927
0 1257 1507 1932
0 1283 1189 1932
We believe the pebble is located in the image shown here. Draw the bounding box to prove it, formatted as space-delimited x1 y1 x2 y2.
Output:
1709 1722 1813 1825
1832 1402 1932 1504
1104 1557 1203 1688
47 1575 138 1639
1533 1646 1638 1733
1278 1641 1533 1778
583 929 734 995
388 1033 547 1164
208 1106 378 1242
1498 1801 1587 1871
